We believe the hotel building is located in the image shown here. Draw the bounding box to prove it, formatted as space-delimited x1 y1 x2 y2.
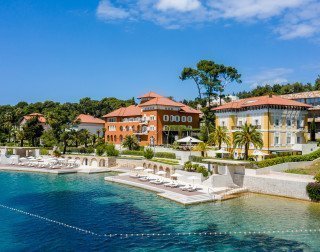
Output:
103 92 201 146
213 95 311 158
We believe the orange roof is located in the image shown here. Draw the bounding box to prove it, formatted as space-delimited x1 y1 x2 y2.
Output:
23 113 46 123
75 114 105 124
213 95 312 111
178 103 202 114
138 91 164 99
138 97 184 107
103 105 141 118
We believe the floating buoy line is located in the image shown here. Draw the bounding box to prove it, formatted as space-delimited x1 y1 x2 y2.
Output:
1 203 320 239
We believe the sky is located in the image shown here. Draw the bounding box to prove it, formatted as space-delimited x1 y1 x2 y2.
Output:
0 0 320 105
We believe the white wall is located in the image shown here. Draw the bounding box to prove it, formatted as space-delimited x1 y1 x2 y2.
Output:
77 123 104 135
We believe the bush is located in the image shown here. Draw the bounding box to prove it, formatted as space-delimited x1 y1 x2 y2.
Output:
315 173 320 183
189 155 205 163
144 148 154 160
121 150 144 156
106 144 119 157
154 152 176 159
96 145 105 156
40 148 49 156
307 182 320 202
196 165 209 178
254 148 320 168
53 150 61 157
184 161 193 171
6 149 13 155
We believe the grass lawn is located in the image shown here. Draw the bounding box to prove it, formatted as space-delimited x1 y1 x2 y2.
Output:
285 160 320 176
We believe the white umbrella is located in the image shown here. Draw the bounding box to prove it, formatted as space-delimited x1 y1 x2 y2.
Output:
156 171 166 176
215 149 230 154
144 168 153 173
188 176 200 186
134 167 144 171
252 150 268 156
177 136 203 144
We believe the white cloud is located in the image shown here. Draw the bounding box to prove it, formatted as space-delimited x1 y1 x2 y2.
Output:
156 0 201 12
95 0 320 39
246 68 293 88
97 0 130 20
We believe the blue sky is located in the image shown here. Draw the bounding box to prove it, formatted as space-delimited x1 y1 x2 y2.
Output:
1 0 320 105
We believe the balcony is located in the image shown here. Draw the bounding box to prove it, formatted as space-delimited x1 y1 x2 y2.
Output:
232 125 261 130
133 130 148 135
139 119 149 125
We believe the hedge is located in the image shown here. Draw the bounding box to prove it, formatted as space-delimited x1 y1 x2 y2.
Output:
154 152 176 159
254 148 320 168
189 155 207 163
306 182 320 202
121 150 144 156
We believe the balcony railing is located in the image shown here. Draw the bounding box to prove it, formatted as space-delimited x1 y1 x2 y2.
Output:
232 125 261 130
133 130 148 135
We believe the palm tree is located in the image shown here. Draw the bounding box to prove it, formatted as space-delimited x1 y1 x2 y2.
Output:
193 142 210 157
208 126 231 149
233 123 263 160
122 135 140 150
78 129 91 147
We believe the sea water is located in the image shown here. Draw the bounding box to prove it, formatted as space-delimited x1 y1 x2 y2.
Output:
0 171 320 251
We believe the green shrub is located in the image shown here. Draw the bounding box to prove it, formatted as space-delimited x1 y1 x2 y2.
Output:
196 165 209 178
151 158 179 165
121 150 144 156
53 150 61 157
184 161 193 171
154 152 176 159
40 148 49 155
96 145 105 156
254 148 320 168
307 182 320 202
106 144 119 157
189 155 205 163
315 173 320 183
6 149 13 155
144 148 154 160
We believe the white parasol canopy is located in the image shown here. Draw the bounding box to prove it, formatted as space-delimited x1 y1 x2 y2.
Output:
134 167 144 171
215 149 230 154
253 150 268 156
188 176 200 186
177 136 203 144
144 168 153 173
156 171 166 175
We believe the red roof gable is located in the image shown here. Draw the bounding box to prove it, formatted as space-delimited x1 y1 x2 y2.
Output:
138 91 164 99
213 95 312 111
23 113 46 123
103 105 141 118
75 114 105 124
138 97 184 107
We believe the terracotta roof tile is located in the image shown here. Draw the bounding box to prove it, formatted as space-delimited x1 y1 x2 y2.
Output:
75 114 105 124
23 113 46 123
138 91 164 99
103 105 141 118
138 97 184 107
213 95 312 111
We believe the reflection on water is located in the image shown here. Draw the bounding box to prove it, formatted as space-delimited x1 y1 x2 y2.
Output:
0 172 319 251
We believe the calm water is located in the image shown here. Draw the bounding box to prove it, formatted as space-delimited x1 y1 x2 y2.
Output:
0 172 320 251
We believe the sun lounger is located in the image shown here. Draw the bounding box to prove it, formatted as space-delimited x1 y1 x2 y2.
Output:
187 186 197 192
181 185 192 191
129 174 140 178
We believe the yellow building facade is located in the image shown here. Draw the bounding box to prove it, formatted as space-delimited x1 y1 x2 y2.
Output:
213 95 311 159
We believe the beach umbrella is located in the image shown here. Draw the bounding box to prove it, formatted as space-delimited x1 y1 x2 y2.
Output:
188 176 200 186
177 136 203 144
144 168 153 173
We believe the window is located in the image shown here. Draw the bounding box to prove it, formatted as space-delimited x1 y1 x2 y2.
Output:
107 118 116 122
187 116 192 122
181 116 186 122
222 121 225 127
275 117 280 126
274 132 280 145
238 120 243 126
286 133 291 144
287 119 292 127
163 115 169 122
150 115 156 121
119 126 123 131
297 136 301 144
170 115 175 122
175 116 180 122
149 125 156 131
108 125 116 131
254 119 259 126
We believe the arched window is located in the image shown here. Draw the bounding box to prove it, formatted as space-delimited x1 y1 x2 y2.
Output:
120 135 123 142
111 135 113 142
163 115 169 122
107 135 110 141
187 116 193 122
120 126 123 131
114 135 117 142
181 116 186 122
170 115 175 122
125 126 130 131
175 116 180 122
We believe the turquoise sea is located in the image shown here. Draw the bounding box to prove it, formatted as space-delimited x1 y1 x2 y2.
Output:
0 171 320 251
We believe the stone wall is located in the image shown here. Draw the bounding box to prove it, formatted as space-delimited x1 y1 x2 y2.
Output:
63 155 117 168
